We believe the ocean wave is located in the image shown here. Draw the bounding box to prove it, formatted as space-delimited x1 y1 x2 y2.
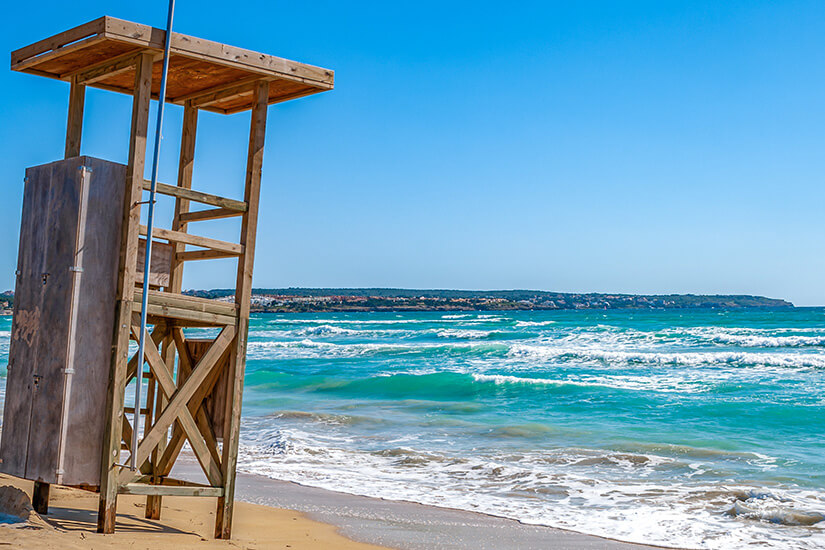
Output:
668 327 825 348
727 497 824 526
236 427 825 550
246 339 511 360
507 343 825 369
471 373 710 394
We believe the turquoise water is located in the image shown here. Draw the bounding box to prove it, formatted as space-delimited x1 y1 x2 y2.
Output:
2 308 824 548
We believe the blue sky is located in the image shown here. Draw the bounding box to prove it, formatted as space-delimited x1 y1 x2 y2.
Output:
0 1 823 305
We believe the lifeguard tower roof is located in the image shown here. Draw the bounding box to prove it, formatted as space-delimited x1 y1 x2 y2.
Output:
11 16 334 114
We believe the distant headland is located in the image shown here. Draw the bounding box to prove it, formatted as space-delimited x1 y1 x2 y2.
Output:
181 288 794 313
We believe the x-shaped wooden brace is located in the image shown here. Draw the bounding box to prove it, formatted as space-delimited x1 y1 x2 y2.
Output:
120 324 236 487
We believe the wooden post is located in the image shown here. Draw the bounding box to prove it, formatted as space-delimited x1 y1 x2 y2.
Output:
65 75 85 158
145 100 198 520
97 52 153 534
32 481 50 515
215 80 268 539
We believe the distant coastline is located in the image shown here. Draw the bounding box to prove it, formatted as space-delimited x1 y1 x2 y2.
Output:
182 288 794 313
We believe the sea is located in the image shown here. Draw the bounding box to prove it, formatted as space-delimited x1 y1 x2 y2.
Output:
1 308 824 549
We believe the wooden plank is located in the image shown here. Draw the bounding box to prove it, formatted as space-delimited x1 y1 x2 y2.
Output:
136 239 173 288
12 35 108 73
176 249 239 262
189 80 257 108
143 180 247 212
70 50 141 85
122 325 236 480
65 76 85 158
139 225 243 255
187 341 229 442
173 76 262 105
132 288 237 317
216 80 269 540
133 326 223 487
101 17 334 87
178 207 243 223
132 301 236 327
11 17 106 67
119 484 223 497
156 331 230 477
0 164 51 480
98 52 153 535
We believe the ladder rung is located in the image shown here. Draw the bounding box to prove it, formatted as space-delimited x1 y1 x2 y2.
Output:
139 225 243 255
178 207 243 223
143 180 247 212
176 249 237 262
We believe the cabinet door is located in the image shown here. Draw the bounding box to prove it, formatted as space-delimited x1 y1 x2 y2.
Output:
0 161 79 483
0 165 51 477
24 161 81 483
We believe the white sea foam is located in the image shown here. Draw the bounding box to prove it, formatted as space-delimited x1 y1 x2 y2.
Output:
471 373 711 394
507 343 825 370
435 328 494 339
236 425 825 550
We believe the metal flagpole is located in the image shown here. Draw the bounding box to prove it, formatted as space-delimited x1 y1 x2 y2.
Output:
131 0 176 470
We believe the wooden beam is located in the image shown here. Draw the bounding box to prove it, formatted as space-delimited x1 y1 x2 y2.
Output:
132 288 237 317
142 180 247 212
101 17 334 88
132 326 223 487
133 302 236 327
176 249 239 262
122 325 236 479
178 208 243 223
69 50 143 85
11 17 106 67
140 225 243 256
98 52 154 535
156 330 230 478
216 80 269 540
64 75 85 158
120 484 224 497
13 35 107 74
172 76 263 105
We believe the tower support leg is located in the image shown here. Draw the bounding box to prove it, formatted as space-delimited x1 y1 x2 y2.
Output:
32 481 49 515
97 52 153 534
215 80 268 540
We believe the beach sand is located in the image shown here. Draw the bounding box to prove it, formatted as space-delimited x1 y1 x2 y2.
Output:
0 468 668 549
0 473 384 550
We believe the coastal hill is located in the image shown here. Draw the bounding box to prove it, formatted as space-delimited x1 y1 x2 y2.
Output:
182 288 794 313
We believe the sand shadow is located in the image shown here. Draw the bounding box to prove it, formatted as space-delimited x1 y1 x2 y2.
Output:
43 505 198 536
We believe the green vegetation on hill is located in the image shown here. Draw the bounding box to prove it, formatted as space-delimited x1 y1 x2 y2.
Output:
183 288 793 312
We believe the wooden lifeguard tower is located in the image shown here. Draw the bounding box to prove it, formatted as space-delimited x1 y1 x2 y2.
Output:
0 16 333 537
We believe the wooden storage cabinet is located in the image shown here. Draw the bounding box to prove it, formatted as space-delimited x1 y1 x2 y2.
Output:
0 156 126 487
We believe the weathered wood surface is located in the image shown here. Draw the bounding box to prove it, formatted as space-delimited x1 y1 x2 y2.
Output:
216 80 269 539
119 484 223 497
178 207 243 223
11 16 334 113
65 76 85 158
140 225 242 255
143 180 247 212
0 157 126 487
98 52 153 534
136 238 173 288
186 340 229 442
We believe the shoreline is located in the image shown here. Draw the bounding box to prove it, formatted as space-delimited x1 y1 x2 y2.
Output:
0 465 682 550
176 462 679 550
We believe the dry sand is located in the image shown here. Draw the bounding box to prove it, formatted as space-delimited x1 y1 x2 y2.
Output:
0 473 386 549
